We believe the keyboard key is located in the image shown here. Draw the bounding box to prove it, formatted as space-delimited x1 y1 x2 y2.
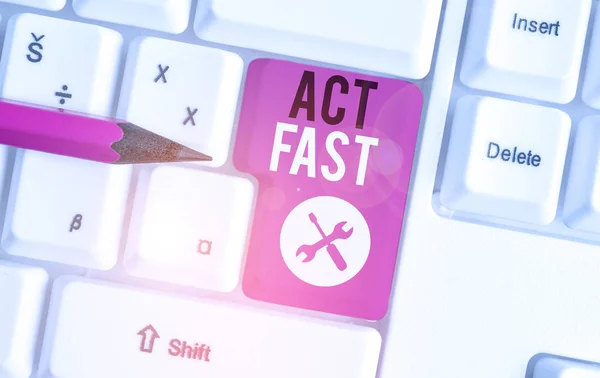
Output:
117 37 243 167
39 277 381 378
72 0 191 34
533 356 600 378
194 0 443 79
1 150 131 270
124 166 254 292
460 0 591 103
0 13 123 116
439 96 570 224
0 145 15 201
0 0 65 10
0 262 48 378
582 6 600 109
234 59 423 320
563 116 600 232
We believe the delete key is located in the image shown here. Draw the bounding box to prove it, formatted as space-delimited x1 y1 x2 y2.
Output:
234 59 423 320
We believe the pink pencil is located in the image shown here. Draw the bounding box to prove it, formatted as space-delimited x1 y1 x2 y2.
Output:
0 99 211 164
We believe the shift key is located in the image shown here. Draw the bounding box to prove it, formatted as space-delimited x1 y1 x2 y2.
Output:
38 277 381 378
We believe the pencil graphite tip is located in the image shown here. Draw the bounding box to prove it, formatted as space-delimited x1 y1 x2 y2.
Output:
178 146 213 162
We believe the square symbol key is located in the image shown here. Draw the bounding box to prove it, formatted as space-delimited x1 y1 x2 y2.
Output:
117 37 243 167
234 59 424 320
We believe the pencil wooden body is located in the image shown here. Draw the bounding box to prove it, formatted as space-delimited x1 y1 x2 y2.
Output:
113 122 211 164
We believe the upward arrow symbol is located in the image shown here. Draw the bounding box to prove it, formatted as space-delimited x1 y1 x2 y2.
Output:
137 324 160 353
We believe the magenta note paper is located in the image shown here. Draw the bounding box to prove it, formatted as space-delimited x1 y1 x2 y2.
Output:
234 59 423 320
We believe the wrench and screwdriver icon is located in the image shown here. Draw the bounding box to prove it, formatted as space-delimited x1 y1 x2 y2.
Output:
295 212 354 271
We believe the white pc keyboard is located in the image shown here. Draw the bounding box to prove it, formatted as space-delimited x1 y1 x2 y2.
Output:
0 0 599 378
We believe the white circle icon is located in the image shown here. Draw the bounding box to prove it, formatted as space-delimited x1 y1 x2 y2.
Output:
280 196 370 287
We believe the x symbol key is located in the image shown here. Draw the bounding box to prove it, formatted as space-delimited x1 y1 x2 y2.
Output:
154 64 169 83
183 107 198 126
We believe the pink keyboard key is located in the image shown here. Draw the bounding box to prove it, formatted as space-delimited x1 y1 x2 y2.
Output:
234 59 423 320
